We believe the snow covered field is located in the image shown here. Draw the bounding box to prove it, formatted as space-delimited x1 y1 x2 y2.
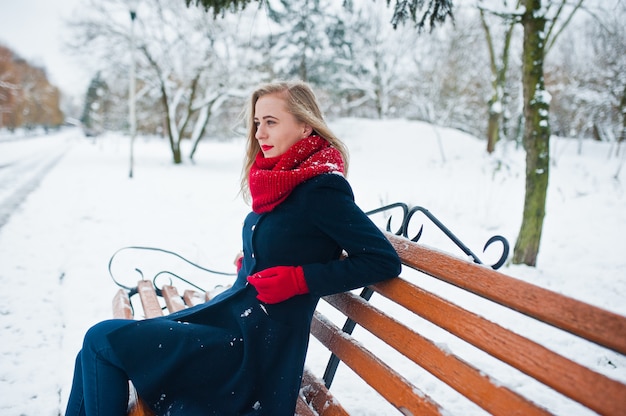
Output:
0 118 624 415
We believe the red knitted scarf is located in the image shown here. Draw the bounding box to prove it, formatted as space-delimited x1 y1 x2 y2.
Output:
249 135 345 213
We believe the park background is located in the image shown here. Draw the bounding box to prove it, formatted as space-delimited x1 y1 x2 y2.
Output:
0 1 624 415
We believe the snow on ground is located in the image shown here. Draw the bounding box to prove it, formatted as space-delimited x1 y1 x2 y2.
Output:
0 118 624 415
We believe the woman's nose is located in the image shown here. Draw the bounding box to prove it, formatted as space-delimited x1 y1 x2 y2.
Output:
255 125 265 140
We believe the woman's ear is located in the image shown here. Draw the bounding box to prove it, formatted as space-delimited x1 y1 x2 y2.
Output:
302 124 313 138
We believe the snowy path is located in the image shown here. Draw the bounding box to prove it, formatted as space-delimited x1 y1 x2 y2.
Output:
0 132 75 229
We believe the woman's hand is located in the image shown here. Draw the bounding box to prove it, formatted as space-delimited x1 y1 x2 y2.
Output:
246 266 309 304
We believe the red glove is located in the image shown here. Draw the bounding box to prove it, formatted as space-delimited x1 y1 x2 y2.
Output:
246 266 309 304
235 255 243 272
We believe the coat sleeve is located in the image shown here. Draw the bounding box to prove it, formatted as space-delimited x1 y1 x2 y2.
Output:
299 174 402 297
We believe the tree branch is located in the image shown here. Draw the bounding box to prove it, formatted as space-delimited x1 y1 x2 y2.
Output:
545 0 584 55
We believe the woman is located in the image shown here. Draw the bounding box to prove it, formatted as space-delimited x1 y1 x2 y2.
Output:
65 81 401 416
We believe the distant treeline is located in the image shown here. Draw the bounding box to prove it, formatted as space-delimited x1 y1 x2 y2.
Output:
0 44 64 131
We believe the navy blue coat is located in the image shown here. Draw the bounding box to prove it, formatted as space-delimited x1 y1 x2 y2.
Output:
107 173 401 415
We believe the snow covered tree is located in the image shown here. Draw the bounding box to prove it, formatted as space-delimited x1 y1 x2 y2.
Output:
136 1 252 163
262 0 341 84
68 0 253 163
185 0 454 32
328 2 420 119
546 2 625 147
513 0 552 266
183 0 456 120
477 1 521 153
588 3 626 146
465 0 586 266
185 0 258 16
81 72 113 136
390 6 491 140
512 0 584 266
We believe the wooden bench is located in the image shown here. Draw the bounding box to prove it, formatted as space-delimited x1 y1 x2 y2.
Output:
112 232 626 416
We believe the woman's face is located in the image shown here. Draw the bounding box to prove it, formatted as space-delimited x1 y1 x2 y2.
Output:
254 93 311 158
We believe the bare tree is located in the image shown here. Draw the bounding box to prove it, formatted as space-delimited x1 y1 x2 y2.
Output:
547 2 625 148
404 9 490 138
68 0 249 163
471 0 584 266
512 0 584 266
478 1 520 153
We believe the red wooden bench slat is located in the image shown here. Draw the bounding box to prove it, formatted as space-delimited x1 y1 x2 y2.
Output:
126 393 317 416
127 384 154 416
161 285 186 313
372 276 626 416
310 311 444 416
112 288 133 320
387 233 626 355
324 291 552 416
294 395 318 416
137 280 163 318
183 289 208 306
300 368 350 416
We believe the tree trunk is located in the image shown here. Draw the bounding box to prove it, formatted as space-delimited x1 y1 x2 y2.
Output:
486 103 500 153
171 142 182 164
160 93 183 165
617 86 626 143
481 9 515 154
481 8 500 154
512 0 551 266
189 104 212 162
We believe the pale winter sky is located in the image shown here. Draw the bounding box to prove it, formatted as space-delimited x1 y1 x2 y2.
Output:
0 0 90 98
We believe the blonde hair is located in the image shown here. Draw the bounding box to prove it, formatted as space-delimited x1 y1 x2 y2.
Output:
239 81 349 201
